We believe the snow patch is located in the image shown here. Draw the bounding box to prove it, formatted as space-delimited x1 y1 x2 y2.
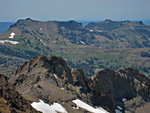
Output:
61 88 64 90
117 106 122 110
39 39 47 46
115 109 122 113
9 32 15 39
122 98 126 102
0 40 19 45
40 39 43 42
97 30 102 33
80 41 85 45
72 99 108 113
89 30 93 32
31 100 68 113
53 74 58 79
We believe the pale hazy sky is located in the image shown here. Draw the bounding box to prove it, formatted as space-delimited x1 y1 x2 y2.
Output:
0 0 150 21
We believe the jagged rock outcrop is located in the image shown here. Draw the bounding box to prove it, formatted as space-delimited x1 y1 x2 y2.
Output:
9 55 150 113
71 68 89 92
0 74 40 113
91 68 150 113
49 56 73 84
9 55 114 112
116 68 150 113
10 55 74 91
88 69 115 112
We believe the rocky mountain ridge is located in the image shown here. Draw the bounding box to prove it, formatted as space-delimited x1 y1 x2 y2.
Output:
9 55 150 113
10 18 150 48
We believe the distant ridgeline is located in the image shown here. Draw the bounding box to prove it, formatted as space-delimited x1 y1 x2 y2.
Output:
1 20 149 33
0 18 150 78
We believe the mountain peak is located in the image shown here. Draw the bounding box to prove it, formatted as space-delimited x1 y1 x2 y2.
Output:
25 18 33 21
10 18 40 28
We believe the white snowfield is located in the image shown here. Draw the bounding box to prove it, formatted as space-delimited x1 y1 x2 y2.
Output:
117 106 122 110
72 99 109 113
9 32 15 39
89 29 93 32
80 41 85 45
0 40 19 45
115 109 122 113
31 100 68 113
122 98 126 102
53 74 58 79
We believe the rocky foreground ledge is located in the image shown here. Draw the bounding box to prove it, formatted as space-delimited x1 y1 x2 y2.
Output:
0 74 40 113
1 55 150 113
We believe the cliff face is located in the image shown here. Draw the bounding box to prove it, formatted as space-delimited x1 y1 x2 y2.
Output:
9 55 150 113
116 68 150 113
0 74 40 113
91 68 150 113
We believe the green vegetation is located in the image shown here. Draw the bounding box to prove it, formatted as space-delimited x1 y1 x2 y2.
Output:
0 19 150 77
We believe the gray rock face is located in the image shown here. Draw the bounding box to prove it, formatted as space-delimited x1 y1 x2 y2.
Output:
9 55 150 113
